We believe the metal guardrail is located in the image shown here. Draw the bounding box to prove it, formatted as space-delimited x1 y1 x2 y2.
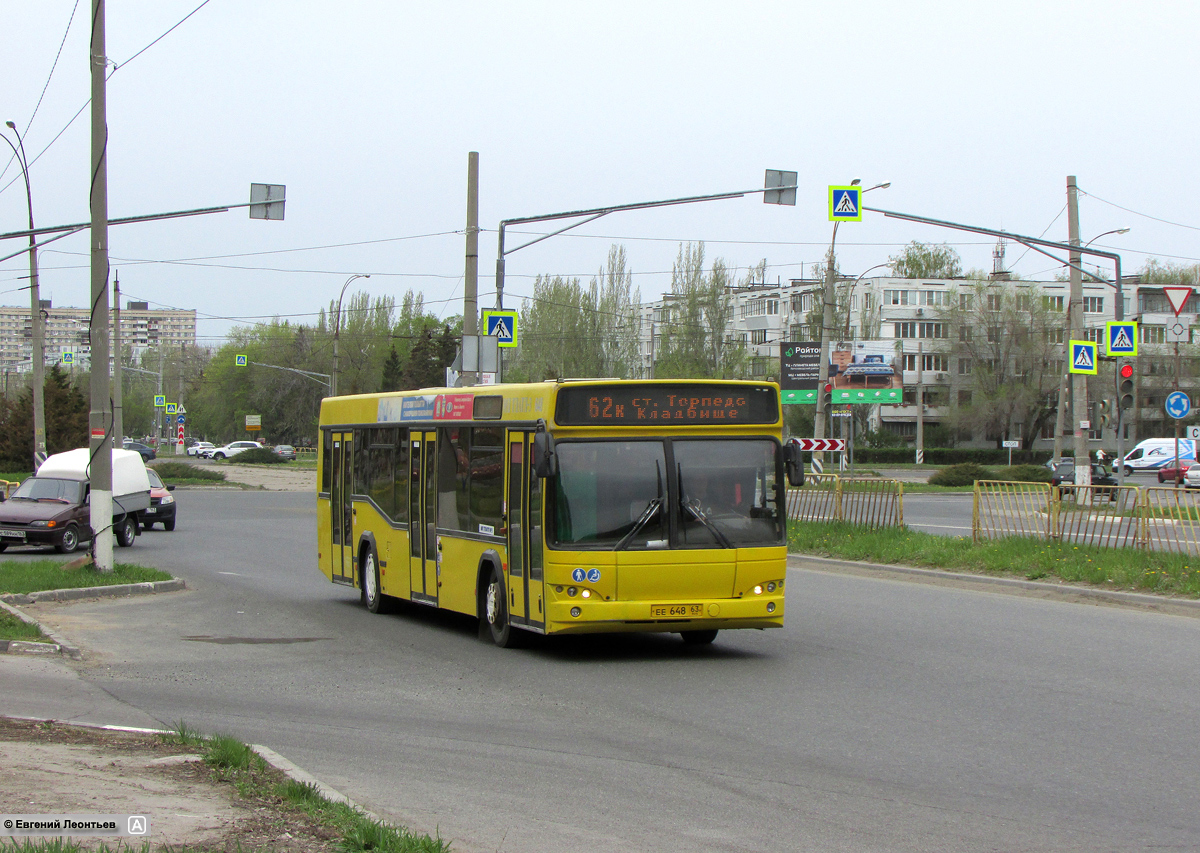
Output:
788 474 903 528
295 447 317 456
974 480 1200 555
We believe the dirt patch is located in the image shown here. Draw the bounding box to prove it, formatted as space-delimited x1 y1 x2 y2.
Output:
0 718 341 852
192 463 315 493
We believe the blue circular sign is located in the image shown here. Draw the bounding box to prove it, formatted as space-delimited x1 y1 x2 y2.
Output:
1166 391 1192 420
571 568 586 583
586 568 601 583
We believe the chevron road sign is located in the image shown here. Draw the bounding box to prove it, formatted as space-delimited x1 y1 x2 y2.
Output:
795 438 846 452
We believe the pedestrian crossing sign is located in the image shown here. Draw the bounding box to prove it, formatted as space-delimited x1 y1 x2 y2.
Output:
154 395 166 408
1105 321 1138 356
828 186 863 222
1069 340 1098 374
482 309 519 348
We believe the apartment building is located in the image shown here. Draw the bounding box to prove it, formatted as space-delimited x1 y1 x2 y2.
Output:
0 300 197 372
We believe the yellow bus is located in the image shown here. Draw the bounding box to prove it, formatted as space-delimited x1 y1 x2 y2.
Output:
317 379 802 647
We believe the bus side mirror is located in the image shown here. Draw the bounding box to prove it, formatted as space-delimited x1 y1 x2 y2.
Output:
784 439 805 487
532 431 557 479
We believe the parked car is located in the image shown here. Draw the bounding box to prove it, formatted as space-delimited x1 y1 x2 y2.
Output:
188 441 214 458
1051 462 1118 500
273 444 296 460
0 449 149 553
1185 465 1200 490
123 440 157 462
141 468 177 531
209 440 262 461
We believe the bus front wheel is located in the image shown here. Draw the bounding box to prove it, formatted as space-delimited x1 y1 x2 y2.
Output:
362 544 384 614
681 629 718 646
483 565 514 647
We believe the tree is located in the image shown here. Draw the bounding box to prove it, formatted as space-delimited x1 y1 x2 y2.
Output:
654 243 745 378
508 245 641 381
380 345 404 392
401 325 457 390
0 365 88 469
933 281 1063 448
889 241 963 279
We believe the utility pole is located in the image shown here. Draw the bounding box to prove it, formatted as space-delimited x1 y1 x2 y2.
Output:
112 273 122 446
88 0 114 572
157 349 164 446
814 234 837 469
916 341 925 465
1067 176 1090 486
462 152 479 386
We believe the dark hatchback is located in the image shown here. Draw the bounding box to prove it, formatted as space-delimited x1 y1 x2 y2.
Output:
0 477 92 553
1051 462 1118 498
123 441 157 462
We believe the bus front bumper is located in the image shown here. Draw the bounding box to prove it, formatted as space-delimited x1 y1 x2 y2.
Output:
544 594 784 635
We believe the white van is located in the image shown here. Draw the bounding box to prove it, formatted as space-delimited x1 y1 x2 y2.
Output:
1117 439 1196 474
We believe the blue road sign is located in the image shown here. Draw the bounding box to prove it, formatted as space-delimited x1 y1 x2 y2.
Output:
235 354 248 366
482 310 518 347
1069 340 1098 374
166 404 177 416
177 415 186 424
1166 390 1192 420
1105 322 1138 356
828 186 862 221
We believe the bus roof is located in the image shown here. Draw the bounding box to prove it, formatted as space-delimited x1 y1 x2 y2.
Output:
319 379 782 430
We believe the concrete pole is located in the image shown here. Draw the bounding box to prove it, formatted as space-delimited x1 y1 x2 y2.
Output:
3 125 48 468
916 341 925 465
462 151 479 386
89 0 114 571
814 223 839 474
157 350 164 445
1068 176 1090 486
112 274 122 446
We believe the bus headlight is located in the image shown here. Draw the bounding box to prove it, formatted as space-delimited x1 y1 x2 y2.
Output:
570 607 581 617
581 589 591 599
767 602 776 613
766 581 776 592
753 585 763 595
567 587 577 597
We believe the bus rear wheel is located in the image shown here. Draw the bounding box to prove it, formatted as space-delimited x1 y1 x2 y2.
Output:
483 564 515 647
681 629 718 645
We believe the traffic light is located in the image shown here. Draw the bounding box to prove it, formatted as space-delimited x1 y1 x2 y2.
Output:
822 382 833 408
1117 361 1135 409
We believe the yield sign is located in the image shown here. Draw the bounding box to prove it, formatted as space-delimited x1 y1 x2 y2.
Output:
1164 286 1194 317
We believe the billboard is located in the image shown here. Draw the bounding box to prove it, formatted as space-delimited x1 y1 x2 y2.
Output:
781 340 903 404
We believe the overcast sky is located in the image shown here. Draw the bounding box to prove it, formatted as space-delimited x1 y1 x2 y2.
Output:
2 1 1198 347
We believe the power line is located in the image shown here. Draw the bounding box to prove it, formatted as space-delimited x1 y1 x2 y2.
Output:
1079 187 1200 233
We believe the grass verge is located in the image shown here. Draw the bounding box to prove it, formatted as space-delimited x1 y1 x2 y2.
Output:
0 608 47 643
0 561 173 596
789 520 1200 597
148 461 226 484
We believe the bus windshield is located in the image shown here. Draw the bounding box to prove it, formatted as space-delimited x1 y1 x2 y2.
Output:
550 438 783 550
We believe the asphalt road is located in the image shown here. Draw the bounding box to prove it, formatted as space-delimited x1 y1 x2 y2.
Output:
23 490 1200 852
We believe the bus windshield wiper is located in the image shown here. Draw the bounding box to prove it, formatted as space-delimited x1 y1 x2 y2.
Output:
684 500 732 548
615 497 663 550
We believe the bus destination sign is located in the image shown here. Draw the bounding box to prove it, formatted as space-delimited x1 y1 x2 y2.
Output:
555 384 778 426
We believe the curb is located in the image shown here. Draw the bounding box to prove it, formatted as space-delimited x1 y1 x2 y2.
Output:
1 578 186 659
0 715 379 823
788 553 1200 614
0 578 186 606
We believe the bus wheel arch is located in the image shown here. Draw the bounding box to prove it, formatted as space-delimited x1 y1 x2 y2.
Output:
359 533 385 613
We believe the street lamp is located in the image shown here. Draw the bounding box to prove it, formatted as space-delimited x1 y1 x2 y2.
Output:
2 121 48 468
815 180 890 450
842 262 893 340
331 273 370 397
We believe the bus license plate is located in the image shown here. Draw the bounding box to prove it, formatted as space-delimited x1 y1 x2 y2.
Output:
651 603 702 618
0 529 26 540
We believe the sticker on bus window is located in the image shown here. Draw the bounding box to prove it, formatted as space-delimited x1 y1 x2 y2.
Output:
478 524 495 536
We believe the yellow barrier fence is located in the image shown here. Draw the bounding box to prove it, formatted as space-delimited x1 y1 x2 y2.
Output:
1141 486 1200 556
788 474 903 528
1052 484 1141 549
0 479 18 499
973 480 1051 543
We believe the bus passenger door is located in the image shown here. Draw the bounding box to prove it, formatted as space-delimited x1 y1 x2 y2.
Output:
508 433 545 629
330 432 354 584
409 431 438 605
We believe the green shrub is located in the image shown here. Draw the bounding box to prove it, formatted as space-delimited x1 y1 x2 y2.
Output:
149 461 225 481
223 447 287 465
928 462 996 487
994 464 1053 483
854 447 1053 465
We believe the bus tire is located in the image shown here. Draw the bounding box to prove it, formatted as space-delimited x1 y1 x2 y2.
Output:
361 543 384 614
681 629 718 645
482 564 514 647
